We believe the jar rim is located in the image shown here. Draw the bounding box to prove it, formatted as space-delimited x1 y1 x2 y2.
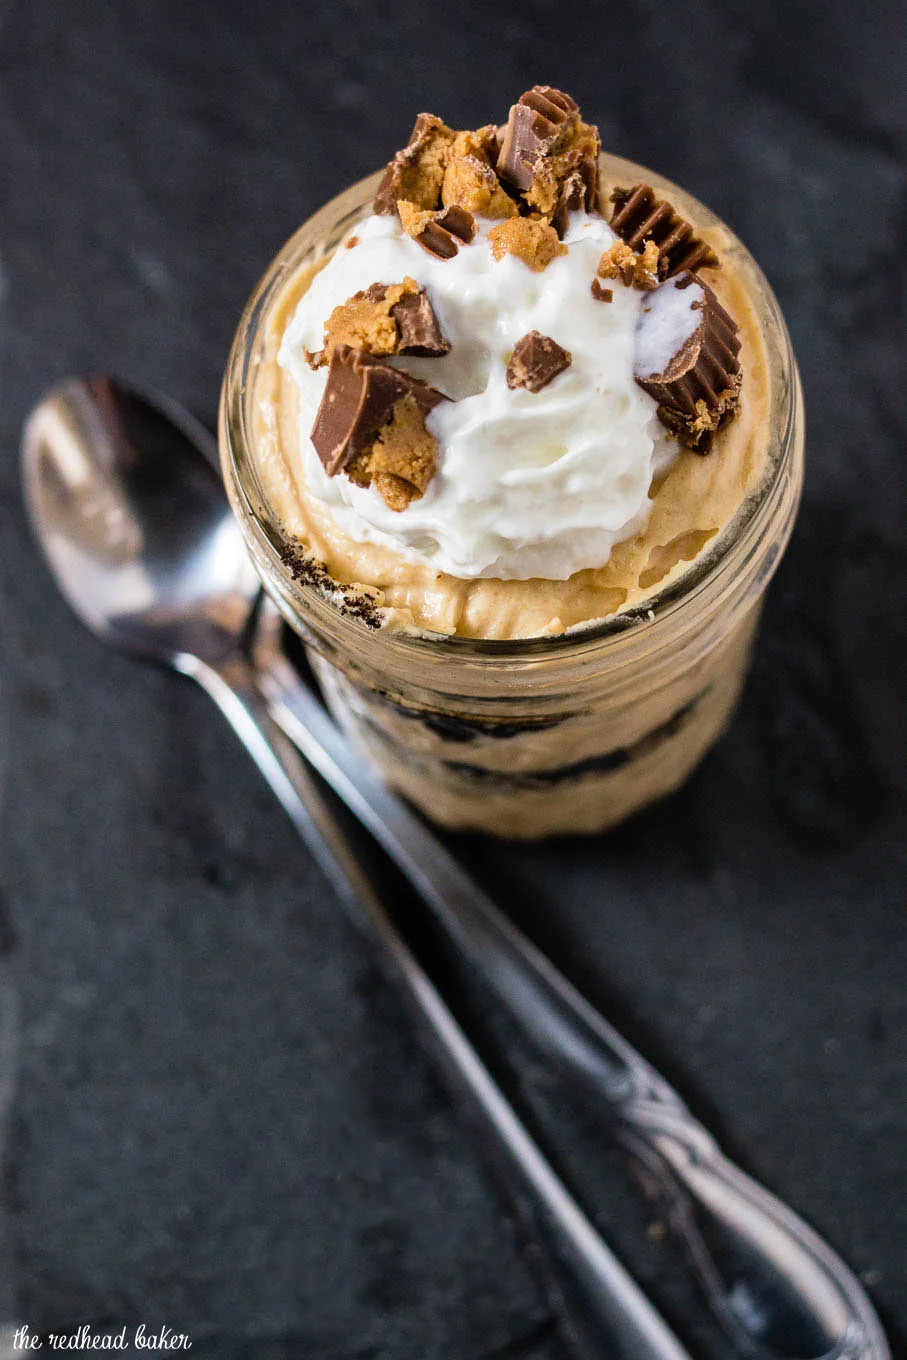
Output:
220 158 803 670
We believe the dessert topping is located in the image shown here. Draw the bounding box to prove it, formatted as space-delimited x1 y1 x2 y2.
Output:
398 201 477 259
610 183 719 277
441 154 517 219
590 280 613 302
450 125 500 163
497 87 578 190
373 113 456 214
488 216 567 272
310 345 448 507
307 279 449 367
497 86 600 230
597 239 660 290
391 288 451 355
551 165 597 237
634 272 741 451
353 394 440 511
506 331 572 393
373 116 509 244
373 90 600 249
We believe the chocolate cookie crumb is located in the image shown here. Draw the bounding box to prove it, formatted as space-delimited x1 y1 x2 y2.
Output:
506 331 572 393
488 217 566 272
278 544 383 629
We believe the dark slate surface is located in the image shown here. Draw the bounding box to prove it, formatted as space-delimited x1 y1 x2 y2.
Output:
0 1 905 1355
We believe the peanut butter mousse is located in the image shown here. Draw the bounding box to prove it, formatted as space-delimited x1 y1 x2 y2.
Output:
251 87 770 640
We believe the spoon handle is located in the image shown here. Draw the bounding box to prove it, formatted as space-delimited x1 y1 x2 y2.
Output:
258 646 888 1360
188 652 692 1360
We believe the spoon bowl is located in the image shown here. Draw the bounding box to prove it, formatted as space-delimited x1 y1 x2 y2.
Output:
21 374 258 669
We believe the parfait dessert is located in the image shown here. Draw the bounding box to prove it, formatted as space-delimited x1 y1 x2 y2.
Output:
221 86 803 836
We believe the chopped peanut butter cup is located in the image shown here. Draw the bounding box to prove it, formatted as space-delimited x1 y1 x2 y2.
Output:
506 332 572 393
497 87 577 187
441 154 517 219
398 201 477 259
634 273 741 451
308 280 449 367
497 86 600 232
610 184 719 277
310 346 448 507
373 113 456 215
597 239 660 290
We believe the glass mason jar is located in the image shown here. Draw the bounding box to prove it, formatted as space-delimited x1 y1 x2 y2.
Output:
220 158 804 838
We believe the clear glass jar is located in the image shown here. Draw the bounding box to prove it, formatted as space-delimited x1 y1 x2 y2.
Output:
220 159 804 838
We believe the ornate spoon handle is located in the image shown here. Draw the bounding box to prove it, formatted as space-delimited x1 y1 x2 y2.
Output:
259 631 889 1360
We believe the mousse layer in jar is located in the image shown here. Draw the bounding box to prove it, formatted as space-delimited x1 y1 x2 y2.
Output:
223 88 801 835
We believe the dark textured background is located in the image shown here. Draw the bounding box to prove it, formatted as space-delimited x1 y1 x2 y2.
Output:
0 1 905 1356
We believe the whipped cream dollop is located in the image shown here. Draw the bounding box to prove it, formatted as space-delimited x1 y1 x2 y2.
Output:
278 211 702 580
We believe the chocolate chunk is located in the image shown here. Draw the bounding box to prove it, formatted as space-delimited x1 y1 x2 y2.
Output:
590 279 613 302
373 164 400 216
497 87 579 191
610 184 719 277
391 289 450 355
311 346 448 476
634 272 741 452
399 202 477 259
551 163 598 237
506 331 572 393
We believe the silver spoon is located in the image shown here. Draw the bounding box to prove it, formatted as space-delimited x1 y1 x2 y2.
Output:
21 374 693 1360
